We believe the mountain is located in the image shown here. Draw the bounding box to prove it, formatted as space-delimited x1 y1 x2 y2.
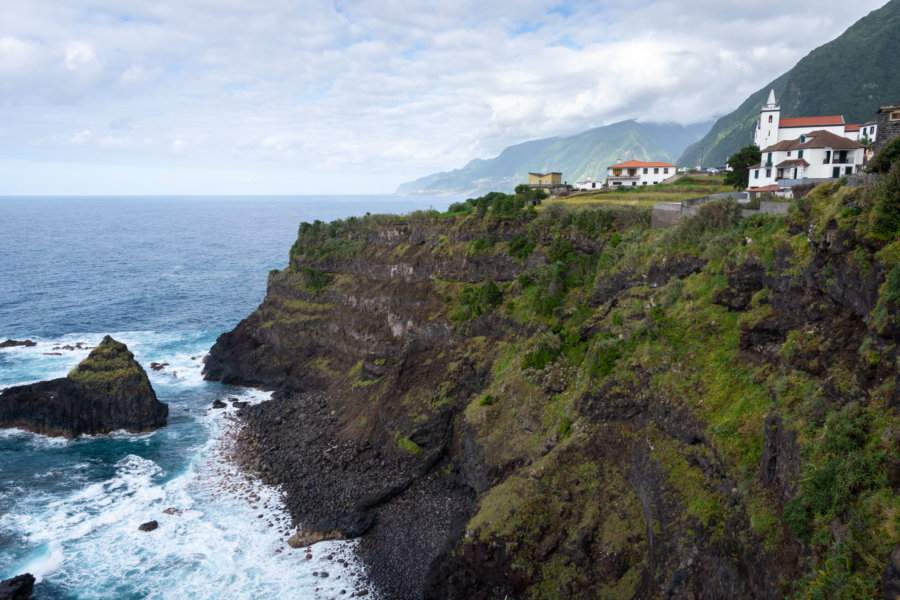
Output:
396 120 713 196
680 0 900 168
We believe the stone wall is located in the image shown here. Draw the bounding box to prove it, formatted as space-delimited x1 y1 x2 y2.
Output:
875 102 900 153
650 202 682 229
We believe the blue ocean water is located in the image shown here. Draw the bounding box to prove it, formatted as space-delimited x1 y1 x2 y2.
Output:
0 195 454 599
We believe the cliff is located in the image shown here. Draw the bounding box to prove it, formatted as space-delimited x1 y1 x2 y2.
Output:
0 336 167 438
206 166 900 599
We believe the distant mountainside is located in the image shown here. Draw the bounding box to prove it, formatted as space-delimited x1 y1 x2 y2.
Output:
396 120 712 196
680 0 900 168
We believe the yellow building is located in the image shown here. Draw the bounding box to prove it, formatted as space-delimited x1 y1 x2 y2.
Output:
528 172 562 186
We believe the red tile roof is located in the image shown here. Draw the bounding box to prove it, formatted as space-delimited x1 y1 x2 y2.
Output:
608 160 676 169
845 124 861 132
775 159 809 168
747 184 780 193
779 116 844 128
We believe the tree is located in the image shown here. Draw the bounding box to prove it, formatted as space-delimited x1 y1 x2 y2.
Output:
724 145 762 189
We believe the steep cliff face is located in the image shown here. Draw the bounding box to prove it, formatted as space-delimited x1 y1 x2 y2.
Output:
206 177 900 599
0 336 167 438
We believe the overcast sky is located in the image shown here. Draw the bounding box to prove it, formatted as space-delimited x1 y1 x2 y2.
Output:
0 0 888 195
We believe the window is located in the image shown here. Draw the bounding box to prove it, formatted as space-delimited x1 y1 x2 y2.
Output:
654 168 659 174
631 182 636 186
845 166 853 175
787 151 792 157
642 182 647 185
798 150 803 159
768 115 773 123
664 168 669 174
824 150 831 164
800 135 806 143
754 170 759 179
891 111 900 121
643 168 648 174
766 169 771 177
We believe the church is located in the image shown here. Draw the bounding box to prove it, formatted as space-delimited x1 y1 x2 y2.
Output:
752 89 863 149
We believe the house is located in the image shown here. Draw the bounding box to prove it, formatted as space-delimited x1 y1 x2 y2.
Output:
857 120 878 144
874 101 900 152
573 175 601 191
528 172 563 186
748 129 866 193
606 160 676 187
753 90 858 149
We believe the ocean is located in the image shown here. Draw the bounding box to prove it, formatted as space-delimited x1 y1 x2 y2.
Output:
0 195 455 599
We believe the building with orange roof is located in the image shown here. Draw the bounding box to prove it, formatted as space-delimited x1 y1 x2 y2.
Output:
749 129 866 190
606 159 676 187
753 90 860 150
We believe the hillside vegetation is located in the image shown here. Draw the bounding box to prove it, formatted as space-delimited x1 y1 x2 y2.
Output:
207 151 900 598
396 120 711 196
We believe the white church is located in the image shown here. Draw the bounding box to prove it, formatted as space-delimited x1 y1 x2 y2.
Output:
748 90 869 194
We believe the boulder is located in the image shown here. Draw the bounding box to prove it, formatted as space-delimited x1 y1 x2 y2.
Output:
0 336 167 438
0 339 36 349
212 399 227 409
0 573 35 600
138 520 159 532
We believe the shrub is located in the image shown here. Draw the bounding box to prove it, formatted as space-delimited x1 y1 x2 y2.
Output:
508 235 535 260
885 264 900 305
521 332 562 370
867 136 900 174
871 161 900 237
455 278 503 320
300 267 334 292
478 394 495 406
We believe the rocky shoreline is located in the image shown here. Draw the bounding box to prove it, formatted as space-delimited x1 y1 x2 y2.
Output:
232 390 473 599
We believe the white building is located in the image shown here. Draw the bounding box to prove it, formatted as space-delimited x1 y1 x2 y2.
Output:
856 120 878 144
607 160 676 187
573 175 602 191
753 90 856 149
748 129 866 192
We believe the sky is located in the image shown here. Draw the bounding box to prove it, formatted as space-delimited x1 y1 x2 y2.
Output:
0 0 889 195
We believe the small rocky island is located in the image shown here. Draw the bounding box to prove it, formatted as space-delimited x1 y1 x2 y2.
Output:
0 336 167 438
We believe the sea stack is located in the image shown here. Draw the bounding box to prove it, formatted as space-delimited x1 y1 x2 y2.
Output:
0 336 167 438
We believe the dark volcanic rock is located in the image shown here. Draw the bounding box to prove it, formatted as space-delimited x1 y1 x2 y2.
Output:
211 399 227 409
0 336 167 438
138 520 159 532
0 573 34 600
0 339 36 348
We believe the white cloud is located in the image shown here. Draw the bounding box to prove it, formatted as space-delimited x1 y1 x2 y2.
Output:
0 0 890 194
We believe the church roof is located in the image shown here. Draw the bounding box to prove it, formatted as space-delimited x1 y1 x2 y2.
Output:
779 115 845 128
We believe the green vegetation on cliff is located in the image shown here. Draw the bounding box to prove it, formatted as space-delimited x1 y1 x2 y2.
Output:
67 335 152 393
213 153 900 598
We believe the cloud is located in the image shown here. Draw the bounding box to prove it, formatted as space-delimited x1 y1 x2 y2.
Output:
0 0 889 194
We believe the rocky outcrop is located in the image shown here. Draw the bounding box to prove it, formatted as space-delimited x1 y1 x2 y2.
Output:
0 336 167 438
0 339 36 348
0 574 34 600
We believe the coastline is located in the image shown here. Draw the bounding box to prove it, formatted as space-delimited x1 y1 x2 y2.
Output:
231 389 473 599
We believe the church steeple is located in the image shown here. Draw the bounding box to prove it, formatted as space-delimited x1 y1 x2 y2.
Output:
755 89 781 148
